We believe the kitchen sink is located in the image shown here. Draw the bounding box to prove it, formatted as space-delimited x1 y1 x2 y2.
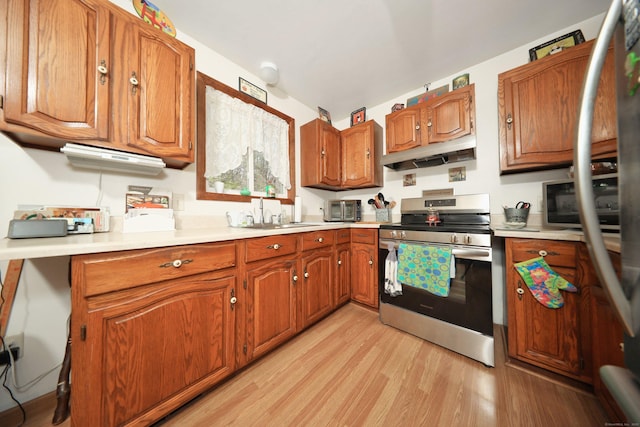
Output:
245 223 316 230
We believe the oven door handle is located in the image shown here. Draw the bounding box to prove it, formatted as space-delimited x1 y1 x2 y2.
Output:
380 240 491 260
451 248 491 259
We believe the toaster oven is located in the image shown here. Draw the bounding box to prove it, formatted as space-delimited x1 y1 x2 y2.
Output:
323 200 362 222
543 174 619 230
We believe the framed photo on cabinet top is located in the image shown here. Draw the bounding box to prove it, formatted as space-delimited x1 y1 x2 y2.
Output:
528 30 585 61
318 106 332 124
350 107 366 126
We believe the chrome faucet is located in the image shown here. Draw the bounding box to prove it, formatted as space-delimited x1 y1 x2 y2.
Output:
259 197 264 225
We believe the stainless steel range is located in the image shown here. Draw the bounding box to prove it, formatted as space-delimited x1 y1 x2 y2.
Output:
378 193 494 366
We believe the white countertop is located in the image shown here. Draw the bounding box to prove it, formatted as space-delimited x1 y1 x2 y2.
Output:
1 217 622 261
0 221 381 261
492 225 621 253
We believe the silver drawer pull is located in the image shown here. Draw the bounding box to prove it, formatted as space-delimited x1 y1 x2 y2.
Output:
315 237 324 243
159 259 193 268
539 250 548 257
267 243 281 250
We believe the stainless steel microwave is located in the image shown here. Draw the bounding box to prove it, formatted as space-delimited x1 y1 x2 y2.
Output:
543 174 619 230
323 200 362 222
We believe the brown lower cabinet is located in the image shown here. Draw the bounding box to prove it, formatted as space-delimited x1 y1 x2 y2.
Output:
350 229 379 308
505 238 626 421
70 228 379 426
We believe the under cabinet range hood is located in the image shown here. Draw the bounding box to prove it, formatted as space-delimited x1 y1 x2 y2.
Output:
381 136 477 171
61 143 166 176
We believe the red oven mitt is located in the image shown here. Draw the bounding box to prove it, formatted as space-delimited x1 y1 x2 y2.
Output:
514 256 577 308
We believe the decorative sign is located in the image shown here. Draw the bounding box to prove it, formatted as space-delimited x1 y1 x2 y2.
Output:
528 30 585 61
132 0 176 37
239 78 267 103
350 107 366 126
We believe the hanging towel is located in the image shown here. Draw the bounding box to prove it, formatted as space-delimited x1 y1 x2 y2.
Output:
397 243 452 297
384 243 402 297
514 256 577 308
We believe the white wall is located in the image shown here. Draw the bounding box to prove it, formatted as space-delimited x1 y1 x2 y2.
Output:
0 0 607 411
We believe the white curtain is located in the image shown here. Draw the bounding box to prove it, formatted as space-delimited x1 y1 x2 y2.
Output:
204 87 290 190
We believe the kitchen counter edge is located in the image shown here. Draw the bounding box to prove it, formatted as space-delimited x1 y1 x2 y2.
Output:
0 222 381 261
492 226 621 253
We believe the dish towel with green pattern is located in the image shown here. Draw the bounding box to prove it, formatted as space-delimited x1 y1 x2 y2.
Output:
514 256 577 308
397 243 452 297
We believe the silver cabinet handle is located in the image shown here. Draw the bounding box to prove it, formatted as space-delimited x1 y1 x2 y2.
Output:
130 71 139 95
159 259 193 268
97 59 108 85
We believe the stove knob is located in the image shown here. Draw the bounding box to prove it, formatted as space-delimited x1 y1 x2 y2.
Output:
450 233 458 244
390 230 397 238
401 230 407 239
464 234 471 244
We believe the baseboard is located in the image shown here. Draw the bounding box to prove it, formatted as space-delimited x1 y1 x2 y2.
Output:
0 390 58 426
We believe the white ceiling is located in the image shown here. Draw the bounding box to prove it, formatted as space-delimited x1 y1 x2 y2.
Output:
153 0 609 121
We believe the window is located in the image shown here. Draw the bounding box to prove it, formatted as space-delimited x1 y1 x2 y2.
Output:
196 72 295 203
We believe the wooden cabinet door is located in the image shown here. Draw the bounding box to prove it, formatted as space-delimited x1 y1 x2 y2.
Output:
245 257 297 362
385 105 423 153
591 285 626 421
300 119 341 189
71 272 236 427
351 242 378 308
299 249 334 329
426 84 474 143
498 40 617 174
505 238 587 381
335 243 351 307
4 0 110 140
340 120 382 188
112 11 194 161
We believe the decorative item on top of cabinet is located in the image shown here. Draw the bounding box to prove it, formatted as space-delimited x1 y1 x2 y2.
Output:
301 118 382 190
2 0 195 169
498 39 617 174
385 84 475 153
505 238 592 384
350 229 379 309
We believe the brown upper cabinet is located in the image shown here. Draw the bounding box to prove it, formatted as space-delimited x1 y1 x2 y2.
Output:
498 40 617 174
385 84 475 154
301 119 382 190
1 0 195 168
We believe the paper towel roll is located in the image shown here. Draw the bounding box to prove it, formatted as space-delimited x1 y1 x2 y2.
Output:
294 196 302 223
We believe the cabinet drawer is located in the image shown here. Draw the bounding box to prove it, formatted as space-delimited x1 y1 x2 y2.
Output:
336 228 351 244
351 228 377 245
245 234 298 263
509 238 577 267
75 242 236 297
301 231 335 251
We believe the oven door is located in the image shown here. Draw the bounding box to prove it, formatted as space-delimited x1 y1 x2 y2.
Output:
378 238 493 336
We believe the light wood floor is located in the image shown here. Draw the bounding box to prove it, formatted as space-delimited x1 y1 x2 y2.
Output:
3 303 608 427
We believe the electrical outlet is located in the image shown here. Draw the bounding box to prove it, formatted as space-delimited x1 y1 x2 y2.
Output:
4 332 24 359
